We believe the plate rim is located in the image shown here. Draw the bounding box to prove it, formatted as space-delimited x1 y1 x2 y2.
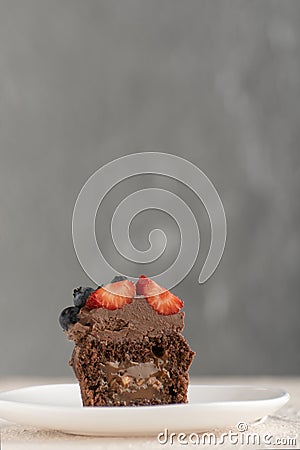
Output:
0 383 290 436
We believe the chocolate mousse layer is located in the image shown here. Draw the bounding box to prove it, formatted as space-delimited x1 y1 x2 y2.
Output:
67 296 184 344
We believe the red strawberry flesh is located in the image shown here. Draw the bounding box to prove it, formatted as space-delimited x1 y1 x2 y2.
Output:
86 280 135 310
136 275 183 315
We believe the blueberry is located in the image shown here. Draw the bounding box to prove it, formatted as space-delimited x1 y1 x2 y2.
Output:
111 275 128 283
73 287 94 308
59 306 80 331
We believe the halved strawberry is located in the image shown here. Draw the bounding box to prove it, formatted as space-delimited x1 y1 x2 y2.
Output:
136 275 183 315
85 279 135 310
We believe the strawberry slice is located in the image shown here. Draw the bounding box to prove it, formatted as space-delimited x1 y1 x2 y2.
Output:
86 280 135 310
136 275 183 315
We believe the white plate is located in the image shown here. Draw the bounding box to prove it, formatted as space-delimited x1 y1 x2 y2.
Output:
0 384 289 436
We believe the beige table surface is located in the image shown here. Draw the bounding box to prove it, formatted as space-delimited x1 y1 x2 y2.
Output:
0 377 299 449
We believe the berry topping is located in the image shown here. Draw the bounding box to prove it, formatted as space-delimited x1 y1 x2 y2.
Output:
86 279 136 310
59 306 80 331
111 275 128 283
73 287 95 308
136 275 183 315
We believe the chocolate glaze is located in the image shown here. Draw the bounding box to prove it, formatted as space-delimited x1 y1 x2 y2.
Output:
67 296 184 343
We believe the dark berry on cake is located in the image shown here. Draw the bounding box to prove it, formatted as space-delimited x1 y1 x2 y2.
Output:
111 275 128 283
59 275 195 407
73 287 95 308
59 306 80 331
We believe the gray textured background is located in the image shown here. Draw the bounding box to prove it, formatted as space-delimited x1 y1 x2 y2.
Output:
0 0 299 377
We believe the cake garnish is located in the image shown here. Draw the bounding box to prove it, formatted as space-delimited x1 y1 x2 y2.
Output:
59 286 96 330
111 275 128 283
85 279 135 310
136 275 184 315
59 306 80 331
73 286 95 308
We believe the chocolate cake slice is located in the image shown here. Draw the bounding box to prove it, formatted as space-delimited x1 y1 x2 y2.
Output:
59 275 195 407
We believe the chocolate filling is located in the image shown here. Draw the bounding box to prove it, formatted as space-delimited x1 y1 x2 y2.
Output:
101 354 171 402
